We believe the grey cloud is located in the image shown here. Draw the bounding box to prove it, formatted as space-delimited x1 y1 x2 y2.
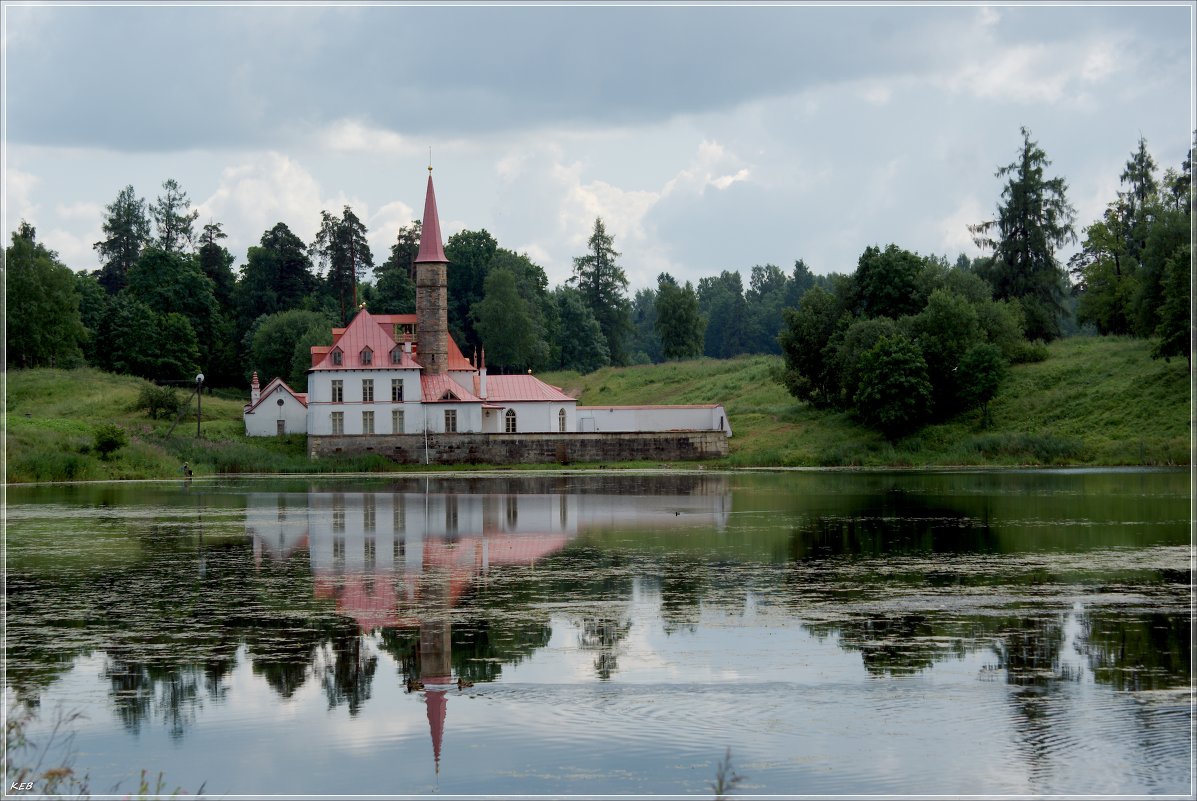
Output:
7 5 969 151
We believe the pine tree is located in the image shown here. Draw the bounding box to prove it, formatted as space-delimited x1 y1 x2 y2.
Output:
970 127 1077 341
151 178 199 254
570 218 632 364
94 185 150 293
311 206 373 325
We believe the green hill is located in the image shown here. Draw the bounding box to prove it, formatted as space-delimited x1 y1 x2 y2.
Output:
539 335 1191 467
3 336 1189 483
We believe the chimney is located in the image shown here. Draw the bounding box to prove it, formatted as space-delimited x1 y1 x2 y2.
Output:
479 348 487 400
251 371 261 405
403 329 412 355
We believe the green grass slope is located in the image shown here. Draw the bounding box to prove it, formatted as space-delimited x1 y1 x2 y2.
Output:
3 336 1189 483
540 336 1191 467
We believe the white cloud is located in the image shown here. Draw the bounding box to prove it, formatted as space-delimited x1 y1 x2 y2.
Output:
197 152 334 260
317 118 408 155
551 159 661 248
5 168 41 230
55 201 103 222
42 226 99 271
936 195 986 256
366 200 416 264
661 140 751 199
941 36 1133 106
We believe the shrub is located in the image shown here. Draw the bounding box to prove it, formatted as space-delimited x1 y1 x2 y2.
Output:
1008 340 1049 364
93 423 128 460
137 383 182 420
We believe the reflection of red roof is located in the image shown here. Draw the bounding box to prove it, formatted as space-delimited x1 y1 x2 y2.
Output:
425 688 447 773
485 533 569 564
306 532 571 632
422 374 481 403
244 377 308 413
476 374 574 402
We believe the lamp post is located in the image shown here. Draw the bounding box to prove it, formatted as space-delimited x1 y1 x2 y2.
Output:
196 373 205 438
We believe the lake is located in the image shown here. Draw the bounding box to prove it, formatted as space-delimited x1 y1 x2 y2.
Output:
5 469 1192 797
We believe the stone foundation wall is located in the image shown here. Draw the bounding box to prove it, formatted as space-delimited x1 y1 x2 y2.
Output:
307 431 729 464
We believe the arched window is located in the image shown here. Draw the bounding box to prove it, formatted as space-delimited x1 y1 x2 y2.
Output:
331 348 343 366
504 409 517 433
360 347 373 365
558 408 567 433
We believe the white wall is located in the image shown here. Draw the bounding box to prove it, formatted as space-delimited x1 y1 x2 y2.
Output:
306 368 429 435
575 405 732 436
244 385 309 436
485 401 577 434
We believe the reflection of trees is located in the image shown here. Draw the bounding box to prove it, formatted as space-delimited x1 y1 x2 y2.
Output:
824 614 950 676
449 619 552 683
102 657 207 740
786 492 999 562
995 616 1068 686
659 556 704 635
579 616 632 680
316 634 378 716
1080 611 1191 691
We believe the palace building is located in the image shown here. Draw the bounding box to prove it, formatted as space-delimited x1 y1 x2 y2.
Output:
243 168 731 463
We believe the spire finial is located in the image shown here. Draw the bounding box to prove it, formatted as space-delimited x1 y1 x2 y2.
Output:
428 146 433 173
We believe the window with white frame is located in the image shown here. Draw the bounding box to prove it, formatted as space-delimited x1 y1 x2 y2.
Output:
362 410 374 434
392 409 405 434
360 347 372 365
444 409 458 433
331 411 344 434
331 380 343 403
331 349 342 365
558 408 567 432
362 379 374 403
504 409 517 433
391 379 403 402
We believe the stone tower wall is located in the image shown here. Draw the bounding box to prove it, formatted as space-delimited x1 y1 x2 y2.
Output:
415 261 448 375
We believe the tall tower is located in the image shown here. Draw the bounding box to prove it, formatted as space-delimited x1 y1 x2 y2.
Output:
414 166 449 375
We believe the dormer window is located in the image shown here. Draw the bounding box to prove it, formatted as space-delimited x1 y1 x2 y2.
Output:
440 390 458 401
391 347 403 364
360 347 373 365
331 348 343 366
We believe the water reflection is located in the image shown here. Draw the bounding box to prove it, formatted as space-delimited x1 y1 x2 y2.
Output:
3 471 1190 795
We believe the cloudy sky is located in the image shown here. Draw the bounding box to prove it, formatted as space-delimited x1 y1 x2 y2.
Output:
3 3 1193 293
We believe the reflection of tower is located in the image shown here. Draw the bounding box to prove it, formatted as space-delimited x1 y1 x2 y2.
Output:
419 562 454 776
414 166 449 375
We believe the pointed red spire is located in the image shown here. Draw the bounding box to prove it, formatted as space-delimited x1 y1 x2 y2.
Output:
415 169 448 264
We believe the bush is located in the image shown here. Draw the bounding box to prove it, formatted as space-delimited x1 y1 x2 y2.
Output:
1008 340 1049 364
93 423 128 460
137 383 182 420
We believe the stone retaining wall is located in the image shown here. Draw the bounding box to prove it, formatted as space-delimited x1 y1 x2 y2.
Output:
307 431 728 464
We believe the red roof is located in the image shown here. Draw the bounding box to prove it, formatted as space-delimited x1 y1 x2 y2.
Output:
311 309 423 371
415 172 448 264
421 374 481 403
478 374 574 403
244 376 308 413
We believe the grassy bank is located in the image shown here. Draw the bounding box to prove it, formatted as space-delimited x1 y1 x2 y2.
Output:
3 336 1189 483
544 335 1191 468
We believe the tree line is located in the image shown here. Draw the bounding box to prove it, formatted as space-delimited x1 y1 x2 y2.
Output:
777 128 1191 438
3 127 1190 437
